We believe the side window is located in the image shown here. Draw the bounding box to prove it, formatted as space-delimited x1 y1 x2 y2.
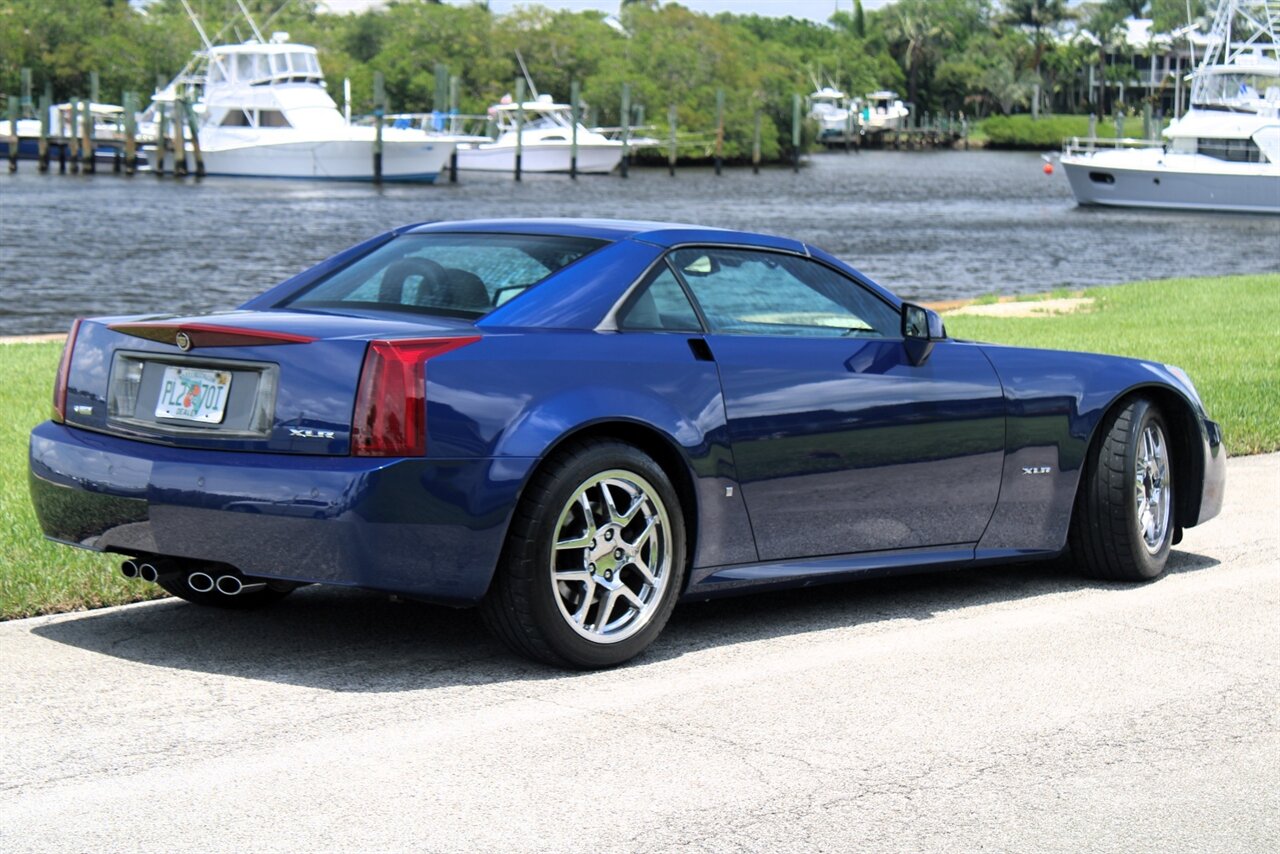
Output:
618 265 703 332
670 248 898 338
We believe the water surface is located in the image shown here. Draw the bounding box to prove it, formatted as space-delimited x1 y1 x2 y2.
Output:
2 150 1276 334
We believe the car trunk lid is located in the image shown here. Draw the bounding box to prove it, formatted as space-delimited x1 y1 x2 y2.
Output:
60 310 477 456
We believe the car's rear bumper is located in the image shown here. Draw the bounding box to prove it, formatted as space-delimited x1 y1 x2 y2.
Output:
28 421 536 605
1197 416 1226 527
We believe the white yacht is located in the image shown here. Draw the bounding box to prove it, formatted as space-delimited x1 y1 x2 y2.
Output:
151 34 457 182
808 87 853 143
1060 0 1280 213
456 95 624 174
861 91 909 132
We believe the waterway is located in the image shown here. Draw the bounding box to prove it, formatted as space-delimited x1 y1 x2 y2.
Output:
1 150 1276 334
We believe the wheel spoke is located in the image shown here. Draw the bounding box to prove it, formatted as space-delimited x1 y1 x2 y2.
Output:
619 585 645 609
596 588 622 630
555 569 593 584
602 481 643 526
572 578 598 625
626 514 659 552
630 555 658 586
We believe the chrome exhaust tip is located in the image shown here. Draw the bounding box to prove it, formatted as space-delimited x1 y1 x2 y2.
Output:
187 572 215 594
215 574 243 596
138 563 160 583
120 560 140 579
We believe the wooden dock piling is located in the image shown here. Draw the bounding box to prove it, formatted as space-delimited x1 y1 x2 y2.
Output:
6 99 17 173
173 97 187 177
570 80 580 180
448 75 459 183
514 78 526 181
122 92 137 175
184 98 204 177
81 98 95 174
620 83 631 179
154 102 166 177
373 72 385 184
68 100 80 174
37 95 50 172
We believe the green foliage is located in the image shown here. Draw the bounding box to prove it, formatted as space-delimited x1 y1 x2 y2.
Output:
0 0 1211 155
979 113 1120 147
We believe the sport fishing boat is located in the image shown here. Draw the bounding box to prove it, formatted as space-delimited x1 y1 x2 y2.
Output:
808 86 854 144
861 91 909 132
150 31 459 182
456 94 624 173
1060 0 1280 213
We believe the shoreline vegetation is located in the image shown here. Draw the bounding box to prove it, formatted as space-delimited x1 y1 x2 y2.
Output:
2 1 1202 164
2 272 1275 621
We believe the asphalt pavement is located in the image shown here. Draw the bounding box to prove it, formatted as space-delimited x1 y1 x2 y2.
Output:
2 453 1277 853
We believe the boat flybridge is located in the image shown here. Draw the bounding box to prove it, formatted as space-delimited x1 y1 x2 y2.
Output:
1060 0 1280 213
150 33 461 182
808 87 853 143
456 94 625 174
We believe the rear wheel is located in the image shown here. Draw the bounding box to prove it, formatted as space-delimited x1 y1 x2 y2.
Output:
481 439 686 669
1070 397 1175 581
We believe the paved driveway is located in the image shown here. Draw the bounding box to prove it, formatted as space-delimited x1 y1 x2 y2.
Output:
2 454 1276 853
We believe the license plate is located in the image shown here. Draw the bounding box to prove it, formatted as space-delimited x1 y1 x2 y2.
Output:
155 366 232 424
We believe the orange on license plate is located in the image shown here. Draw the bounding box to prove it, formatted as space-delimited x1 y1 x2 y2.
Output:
155 366 232 423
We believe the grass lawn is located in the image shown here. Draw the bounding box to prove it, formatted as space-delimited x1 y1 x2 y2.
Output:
0 341 164 620
944 274 1280 456
1 272 1276 619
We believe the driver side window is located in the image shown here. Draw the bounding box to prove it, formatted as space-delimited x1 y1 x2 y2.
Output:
669 248 898 338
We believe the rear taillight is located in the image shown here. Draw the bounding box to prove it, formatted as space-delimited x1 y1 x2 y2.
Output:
51 318 83 424
351 336 479 457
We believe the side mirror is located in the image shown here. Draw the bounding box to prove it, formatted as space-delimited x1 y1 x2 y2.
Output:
901 303 946 366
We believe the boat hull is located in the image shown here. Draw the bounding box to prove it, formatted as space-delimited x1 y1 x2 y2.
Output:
1061 152 1280 214
456 142 622 174
195 137 453 182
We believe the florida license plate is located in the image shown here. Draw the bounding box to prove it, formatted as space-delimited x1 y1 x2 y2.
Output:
155 366 232 423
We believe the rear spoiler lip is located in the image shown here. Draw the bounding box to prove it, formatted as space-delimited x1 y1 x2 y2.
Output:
107 322 318 349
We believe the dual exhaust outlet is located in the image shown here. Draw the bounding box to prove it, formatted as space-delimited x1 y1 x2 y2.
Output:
120 559 266 596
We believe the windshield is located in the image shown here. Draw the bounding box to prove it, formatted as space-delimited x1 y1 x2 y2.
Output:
281 232 607 319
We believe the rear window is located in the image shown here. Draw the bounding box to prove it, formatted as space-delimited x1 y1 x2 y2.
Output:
281 232 607 319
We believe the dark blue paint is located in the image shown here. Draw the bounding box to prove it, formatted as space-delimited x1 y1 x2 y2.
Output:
708 336 1006 559
28 219 1226 608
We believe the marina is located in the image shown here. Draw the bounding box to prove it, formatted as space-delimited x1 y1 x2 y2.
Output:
3 149 1277 337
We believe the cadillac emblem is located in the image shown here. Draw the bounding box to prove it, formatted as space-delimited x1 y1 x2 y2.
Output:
175 331 192 351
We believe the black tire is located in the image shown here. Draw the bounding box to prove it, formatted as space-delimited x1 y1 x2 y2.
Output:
481 439 687 669
1070 397 1175 581
157 568 295 610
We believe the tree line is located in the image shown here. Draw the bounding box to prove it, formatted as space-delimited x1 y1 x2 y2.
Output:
0 0 1208 159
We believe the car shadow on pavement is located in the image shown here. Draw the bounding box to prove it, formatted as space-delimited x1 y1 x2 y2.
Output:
29 548 1219 692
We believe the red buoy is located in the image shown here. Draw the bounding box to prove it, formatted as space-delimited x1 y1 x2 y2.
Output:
1043 162 1054 175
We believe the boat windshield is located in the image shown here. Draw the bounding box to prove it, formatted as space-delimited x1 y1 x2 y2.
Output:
280 233 608 320
1193 71 1280 111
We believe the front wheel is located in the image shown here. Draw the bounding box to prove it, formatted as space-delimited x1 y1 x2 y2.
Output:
481 439 687 669
1070 397 1175 581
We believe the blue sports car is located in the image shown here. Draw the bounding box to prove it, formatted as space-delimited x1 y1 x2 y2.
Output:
29 219 1226 667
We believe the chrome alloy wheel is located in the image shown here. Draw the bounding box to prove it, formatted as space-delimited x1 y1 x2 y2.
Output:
1135 422 1171 554
549 469 672 644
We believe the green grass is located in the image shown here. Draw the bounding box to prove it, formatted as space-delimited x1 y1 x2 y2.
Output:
945 274 1280 456
977 113 1139 148
0 342 164 620
1 272 1276 619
